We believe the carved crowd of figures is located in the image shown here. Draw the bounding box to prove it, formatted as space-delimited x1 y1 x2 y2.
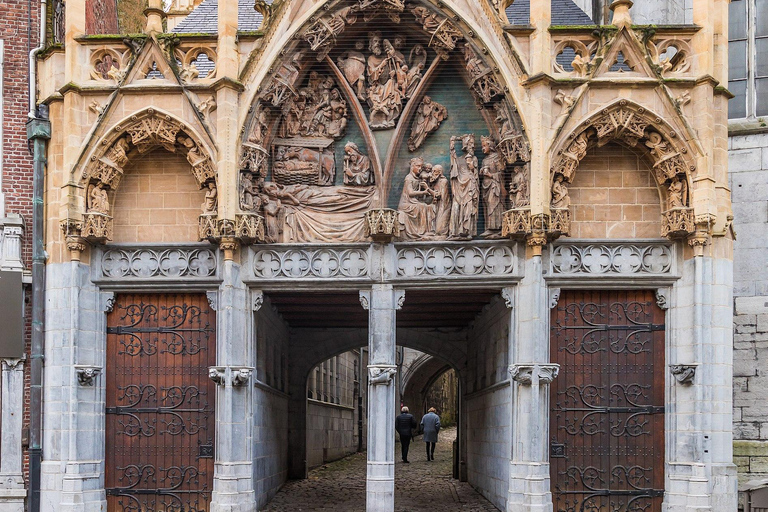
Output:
280 72 348 139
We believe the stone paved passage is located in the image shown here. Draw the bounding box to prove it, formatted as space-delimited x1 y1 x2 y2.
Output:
262 427 499 511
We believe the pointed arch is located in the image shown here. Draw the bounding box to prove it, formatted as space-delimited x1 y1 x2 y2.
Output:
550 100 698 239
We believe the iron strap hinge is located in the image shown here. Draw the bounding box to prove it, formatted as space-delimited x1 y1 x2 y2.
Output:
559 406 664 414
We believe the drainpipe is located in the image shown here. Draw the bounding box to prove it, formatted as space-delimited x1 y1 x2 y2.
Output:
26 1 50 508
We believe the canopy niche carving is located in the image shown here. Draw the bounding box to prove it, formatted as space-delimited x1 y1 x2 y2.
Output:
549 101 697 241
66 108 218 247
239 0 530 244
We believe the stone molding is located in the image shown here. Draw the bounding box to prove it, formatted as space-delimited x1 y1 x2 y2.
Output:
252 246 370 280
509 364 560 385
368 365 397 385
95 245 219 281
395 243 515 279
550 241 674 277
74 365 102 386
1 359 24 371
670 364 696 384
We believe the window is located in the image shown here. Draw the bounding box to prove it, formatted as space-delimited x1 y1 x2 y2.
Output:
729 0 768 119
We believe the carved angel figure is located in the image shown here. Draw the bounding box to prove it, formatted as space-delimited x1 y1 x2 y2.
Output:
343 142 374 186
107 137 130 168
551 175 571 209
509 165 530 209
667 178 687 210
87 183 110 214
449 134 480 240
480 136 506 236
202 182 218 214
408 96 448 151
494 103 514 139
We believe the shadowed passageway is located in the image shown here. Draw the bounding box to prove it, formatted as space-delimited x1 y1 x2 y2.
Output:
263 427 499 511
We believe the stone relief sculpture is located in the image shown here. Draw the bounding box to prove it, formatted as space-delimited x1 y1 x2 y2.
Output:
303 6 358 61
407 96 448 151
429 164 451 238
338 41 368 100
202 182 218 214
272 145 336 187
551 175 570 209
667 178 687 210
343 142 374 186
410 5 463 59
449 134 479 240
480 136 505 237
463 44 503 103
240 172 263 212
509 164 530 209
398 157 433 240
262 51 304 108
87 183 110 214
279 72 348 140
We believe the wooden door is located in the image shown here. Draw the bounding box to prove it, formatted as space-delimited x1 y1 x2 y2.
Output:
106 293 216 512
550 290 665 512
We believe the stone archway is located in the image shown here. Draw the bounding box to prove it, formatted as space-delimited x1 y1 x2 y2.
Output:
66 108 217 248
549 100 698 240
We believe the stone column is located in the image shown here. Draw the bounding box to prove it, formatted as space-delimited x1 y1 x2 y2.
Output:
360 285 403 512
210 264 256 512
0 359 26 512
505 253 558 512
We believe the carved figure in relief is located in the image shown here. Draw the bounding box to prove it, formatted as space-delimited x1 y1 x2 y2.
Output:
428 164 450 238
667 178 687 209
338 41 368 100
262 51 304 107
408 96 448 151
87 183 110 214
327 89 349 138
280 73 348 139
343 142 374 186
449 135 479 240
567 132 590 160
367 37 407 128
645 131 672 160
509 165 529 209
480 136 505 236
304 7 357 60
107 137 130 168
405 45 427 96
202 182 218 214
273 145 336 187
240 172 263 212
571 53 589 76
494 103 514 139
398 157 433 239
551 175 571 209
248 108 269 146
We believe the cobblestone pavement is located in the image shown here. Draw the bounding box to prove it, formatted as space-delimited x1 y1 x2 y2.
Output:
262 427 499 511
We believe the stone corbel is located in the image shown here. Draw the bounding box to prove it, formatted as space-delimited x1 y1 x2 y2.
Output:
231 367 254 387
655 289 670 310
61 219 86 261
206 291 218 311
252 290 264 311
101 291 116 313
501 287 514 309
75 365 102 386
359 290 371 311
1 358 25 371
395 289 405 311
509 364 560 385
670 363 697 384
209 366 226 386
549 288 561 309
365 208 400 242
368 365 397 385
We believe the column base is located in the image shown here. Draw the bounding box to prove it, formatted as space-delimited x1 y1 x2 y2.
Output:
0 488 26 512
663 463 736 511
210 462 256 512
507 462 553 512
367 461 394 512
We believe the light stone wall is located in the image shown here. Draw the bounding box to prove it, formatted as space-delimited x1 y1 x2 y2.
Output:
112 149 204 243
306 401 357 469
569 143 662 239
729 132 768 485
465 297 511 510
628 0 691 25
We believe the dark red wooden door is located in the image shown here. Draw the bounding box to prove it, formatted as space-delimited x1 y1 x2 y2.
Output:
550 290 665 512
106 293 216 512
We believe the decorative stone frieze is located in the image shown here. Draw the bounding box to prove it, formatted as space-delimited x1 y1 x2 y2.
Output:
670 364 696 384
252 246 370 279
365 209 400 242
551 242 674 276
395 243 515 279
75 365 102 386
368 365 397 385
99 246 218 280
661 207 695 239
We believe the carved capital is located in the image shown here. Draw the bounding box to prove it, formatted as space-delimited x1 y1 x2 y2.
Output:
509 364 533 385
359 290 371 311
538 364 560 383
1 358 25 371
75 365 102 386
66 236 88 261
219 237 239 261
365 209 400 242
209 367 226 386
501 287 514 309
670 364 696 384
687 231 710 254
368 365 397 385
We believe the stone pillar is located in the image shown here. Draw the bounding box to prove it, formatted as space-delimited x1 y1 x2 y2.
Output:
0 359 26 512
210 264 256 512
360 285 403 512
505 254 557 512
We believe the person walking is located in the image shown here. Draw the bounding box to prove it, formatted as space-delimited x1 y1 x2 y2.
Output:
395 406 417 463
420 407 441 461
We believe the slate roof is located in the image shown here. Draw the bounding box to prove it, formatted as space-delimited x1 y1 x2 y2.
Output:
172 0 268 34
506 0 595 26
172 0 593 34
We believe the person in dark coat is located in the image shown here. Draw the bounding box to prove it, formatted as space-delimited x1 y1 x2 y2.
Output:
395 406 417 463
420 407 441 461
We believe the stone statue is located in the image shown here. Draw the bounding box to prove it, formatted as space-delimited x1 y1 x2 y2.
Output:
551 175 571 209
406 45 427 97
494 103 514 139
407 96 448 151
667 178 686 209
449 134 479 240
240 172 263 212
428 164 451 238
367 36 407 128
280 73 348 139
480 136 505 236
327 89 349 138
202 182 218 214
107 137 130 168
398 157 433 240
343 142 374 186
509 165 530 209
338 41 368 100
87 183 110 214
247 108 269 146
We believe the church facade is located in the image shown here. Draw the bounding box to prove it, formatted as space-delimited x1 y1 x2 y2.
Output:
30 0 736 511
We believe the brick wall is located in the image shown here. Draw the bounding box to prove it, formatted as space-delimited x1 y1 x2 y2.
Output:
0 0 38 484
112 149 204 243
569 143 662 239
729 132 768 485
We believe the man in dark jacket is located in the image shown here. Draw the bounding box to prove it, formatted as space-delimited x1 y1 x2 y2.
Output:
395 406 417 463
